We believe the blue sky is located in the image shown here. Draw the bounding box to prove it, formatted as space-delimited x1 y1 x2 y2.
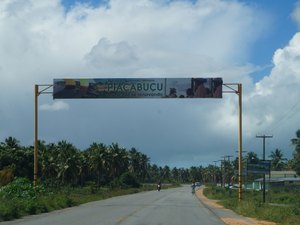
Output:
62 0 107 10
1 0 300 167
242 0 299 80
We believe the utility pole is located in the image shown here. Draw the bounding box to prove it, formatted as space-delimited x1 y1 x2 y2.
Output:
222 155 233 189
213 160 222 185
221 156 226 188
256 135 273 203
227 155 233 189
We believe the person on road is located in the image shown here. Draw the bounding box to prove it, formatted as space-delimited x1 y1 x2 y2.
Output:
157 181 161 191
191 182 196 194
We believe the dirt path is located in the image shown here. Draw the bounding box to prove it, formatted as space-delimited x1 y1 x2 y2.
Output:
195 188 277 225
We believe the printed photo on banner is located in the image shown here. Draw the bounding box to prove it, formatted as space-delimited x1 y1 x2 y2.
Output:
53 78 223 99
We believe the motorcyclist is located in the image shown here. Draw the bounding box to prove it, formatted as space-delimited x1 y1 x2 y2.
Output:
191 182 196 194
157 181 161 191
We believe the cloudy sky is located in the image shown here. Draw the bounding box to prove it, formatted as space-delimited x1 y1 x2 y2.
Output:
0 0 299 168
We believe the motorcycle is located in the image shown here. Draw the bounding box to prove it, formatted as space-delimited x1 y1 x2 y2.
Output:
157 184 161 191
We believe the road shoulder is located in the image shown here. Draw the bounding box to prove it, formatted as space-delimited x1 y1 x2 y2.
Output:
195 187 276 225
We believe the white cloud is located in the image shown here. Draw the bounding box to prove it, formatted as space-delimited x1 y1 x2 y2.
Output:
40 101 70 111
0 0 269 84
85 38 138 68
199 29 300 159
241 32 300 154
2 0 297 166
291 1 300 27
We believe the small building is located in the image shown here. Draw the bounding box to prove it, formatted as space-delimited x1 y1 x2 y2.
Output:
246 171 300 190
254 177 300 190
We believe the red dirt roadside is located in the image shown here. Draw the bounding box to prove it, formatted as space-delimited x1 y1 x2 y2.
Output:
195 188 276 225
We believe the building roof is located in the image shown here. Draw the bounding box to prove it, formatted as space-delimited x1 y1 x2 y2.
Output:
270 170 297 178
255 177 300 182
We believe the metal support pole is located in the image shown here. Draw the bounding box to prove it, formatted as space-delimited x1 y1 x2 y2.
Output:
34 85 38 187
223 83 243 201
238 84 243 201
33 84 52 187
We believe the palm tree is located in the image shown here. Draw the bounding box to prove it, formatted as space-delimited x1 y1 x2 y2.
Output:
178 168 190 183
269 149 286 171
246 151 259 164
77 152 88 186
0 137 32 179
202 167 210 183
189 166 203 183
108 143 129 179
138 153 149 182
55 141 81 185
39 140 53 181
128 147 149 181
162 165 171 182
1 136 20 149
148 164 160 182
128 148 140 175
87 142 107 186
171 167 179 182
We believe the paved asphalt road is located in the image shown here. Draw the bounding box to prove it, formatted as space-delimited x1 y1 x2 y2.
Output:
1 186 225 225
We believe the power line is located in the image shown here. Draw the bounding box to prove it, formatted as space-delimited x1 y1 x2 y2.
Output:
243 100 300 152
264 100 300 134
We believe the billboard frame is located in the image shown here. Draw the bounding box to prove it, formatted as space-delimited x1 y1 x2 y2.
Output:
53 78 223 99
34 82 243 201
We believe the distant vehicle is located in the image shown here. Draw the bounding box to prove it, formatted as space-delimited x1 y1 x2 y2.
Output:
229 184 239 189
191 183 196 194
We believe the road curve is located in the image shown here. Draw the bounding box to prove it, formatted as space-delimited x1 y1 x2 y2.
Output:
1 185 225 225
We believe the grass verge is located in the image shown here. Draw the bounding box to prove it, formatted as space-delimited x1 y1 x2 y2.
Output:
203 186 300 225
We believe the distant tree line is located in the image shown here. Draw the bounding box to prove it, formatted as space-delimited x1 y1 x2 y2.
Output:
0 137 204 187
0 129 299 187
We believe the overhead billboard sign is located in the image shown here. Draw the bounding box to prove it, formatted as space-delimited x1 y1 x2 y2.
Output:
53 78 223 99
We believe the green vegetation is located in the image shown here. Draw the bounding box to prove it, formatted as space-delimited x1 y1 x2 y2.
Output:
0 129 299 221
0 177 177 221
203 186 300 225
0 137 200 186
0 177 73 221
0 137 187 221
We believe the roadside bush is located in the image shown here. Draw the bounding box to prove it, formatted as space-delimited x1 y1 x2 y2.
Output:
110 172 141 189
0 177 47 199
0 200 21 221
119 172 141 188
